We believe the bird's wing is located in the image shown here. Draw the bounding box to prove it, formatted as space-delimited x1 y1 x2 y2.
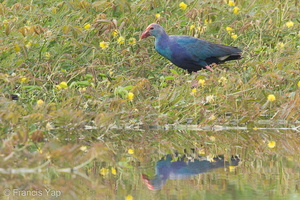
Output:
171 35 241 61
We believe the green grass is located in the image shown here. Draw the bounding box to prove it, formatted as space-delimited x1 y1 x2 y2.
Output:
0 0 299 199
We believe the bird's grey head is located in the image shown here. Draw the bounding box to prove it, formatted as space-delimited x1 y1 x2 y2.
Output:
141 23 166 39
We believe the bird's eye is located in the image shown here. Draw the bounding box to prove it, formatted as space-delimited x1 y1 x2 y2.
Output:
150 27 154 30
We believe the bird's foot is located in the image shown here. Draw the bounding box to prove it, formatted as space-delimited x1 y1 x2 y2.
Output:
205 65 214 72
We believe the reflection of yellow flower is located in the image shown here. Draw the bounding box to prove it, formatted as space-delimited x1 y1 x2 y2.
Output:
268 141 276 148
117 36 125 44
126 195 133 200
229 166 236 172
127 92 134 101
128 149 134 154
228 0 235 6
267 94 276 102
84 23 91 29
233 6 239 14
179 2 187 10
99 41 109 49
285 21 294 28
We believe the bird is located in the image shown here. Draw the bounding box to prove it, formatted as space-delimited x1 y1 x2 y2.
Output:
141 23 242 73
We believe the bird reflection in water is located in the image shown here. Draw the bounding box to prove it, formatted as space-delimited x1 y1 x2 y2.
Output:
142 153 240 190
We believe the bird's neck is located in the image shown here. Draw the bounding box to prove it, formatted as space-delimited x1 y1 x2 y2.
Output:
155 32 169 47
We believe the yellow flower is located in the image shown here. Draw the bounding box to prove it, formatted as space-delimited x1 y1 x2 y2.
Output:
268 141 276 149
51 7 57 14
155 13 161 19
198 79 205 87
128 149 134 154
117 36 125 44
25 41 32 48
179 2 187 10
298 81 300 87
44 52 51 57
56 81 68 89
99 41 109 50
209 136 216 141
37 147 43 154
267 94 276 102
111 167 117 175
226 26 233 33
276 42 285 49
209 114 216 121
198 149 205 155
126 195 133 200
80 146 87 151
112 29 118 36
127 92 134 101
285 21 294 28
78 87 87 92
190 24 195 30
231 33 238 39
128 37 136 45
14 43 21 52
228 0 235 6
3 19 9 26
191 88 197 95
46 154 51 159
84 23 91 29
206 95 215 103
253 127 258 131
204 18 212 25
36 99 45 107
19 77 28 83
218 76 227 84
100 168 110 176
233 6 239 14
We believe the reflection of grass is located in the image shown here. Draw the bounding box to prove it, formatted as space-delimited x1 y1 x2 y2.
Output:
0 0 299 198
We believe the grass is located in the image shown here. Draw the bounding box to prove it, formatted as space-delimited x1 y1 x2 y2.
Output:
0 0 299 199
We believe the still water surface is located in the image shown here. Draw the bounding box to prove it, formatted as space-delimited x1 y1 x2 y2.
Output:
1 129 299 200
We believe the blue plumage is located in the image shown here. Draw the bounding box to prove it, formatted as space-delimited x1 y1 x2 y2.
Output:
141 23 242 73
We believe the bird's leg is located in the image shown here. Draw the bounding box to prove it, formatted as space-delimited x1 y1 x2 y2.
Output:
205 65 214 72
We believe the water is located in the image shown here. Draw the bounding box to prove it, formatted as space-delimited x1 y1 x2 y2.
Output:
1 129 299 200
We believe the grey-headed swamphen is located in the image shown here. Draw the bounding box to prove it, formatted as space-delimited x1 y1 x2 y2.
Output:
141 23 242 73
